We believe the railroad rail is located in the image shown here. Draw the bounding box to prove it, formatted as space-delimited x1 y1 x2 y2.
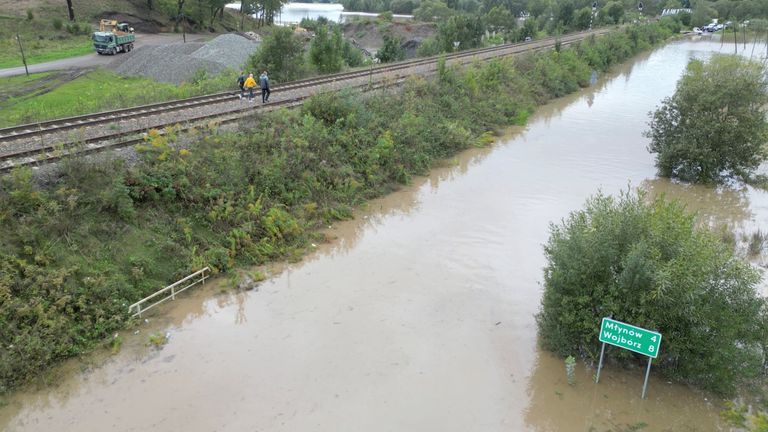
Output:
0 27 613 172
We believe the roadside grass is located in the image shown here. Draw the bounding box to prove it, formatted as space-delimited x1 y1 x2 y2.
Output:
0 68 234 127
0 38 94 69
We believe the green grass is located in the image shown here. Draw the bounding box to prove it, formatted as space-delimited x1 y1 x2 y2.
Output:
0 68 234 127
0 32 93 69
0 40 94 69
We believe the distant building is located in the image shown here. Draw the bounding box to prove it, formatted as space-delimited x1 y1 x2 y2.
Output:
661 8 691 16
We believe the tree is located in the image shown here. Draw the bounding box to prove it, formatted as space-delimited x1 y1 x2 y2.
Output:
573 7 593 30
537 189 767 396
310 25 344 73
485 5 517 32
207 0 229 28
437 15 486 52
647 55 768 184
603 1 624 24
65 0 75 21
413 0 455 21
249 27 306 82
376 35 405 63
690 0 715 27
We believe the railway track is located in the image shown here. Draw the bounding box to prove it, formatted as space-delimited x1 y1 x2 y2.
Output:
0 27 613 172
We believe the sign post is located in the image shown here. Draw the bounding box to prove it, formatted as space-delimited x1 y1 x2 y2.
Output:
595 317 662 398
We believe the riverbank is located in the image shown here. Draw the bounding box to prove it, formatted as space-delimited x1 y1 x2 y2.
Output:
0 21 680 396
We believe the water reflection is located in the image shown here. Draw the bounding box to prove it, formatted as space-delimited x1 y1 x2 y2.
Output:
523 350 722 431
642 178 753 229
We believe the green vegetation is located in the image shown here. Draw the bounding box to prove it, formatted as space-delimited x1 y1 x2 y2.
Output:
376 35 406 62
0 36 92 69
0 23 674 394
249 27 307 82
310 25 345 73
537 190 767 396
647 54 768 184
0 69 234 127
0 14 94 69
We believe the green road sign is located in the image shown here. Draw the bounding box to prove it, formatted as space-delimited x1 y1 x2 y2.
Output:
599 318 661 358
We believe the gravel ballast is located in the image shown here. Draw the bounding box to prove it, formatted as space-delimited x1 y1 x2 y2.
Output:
111 34 259 84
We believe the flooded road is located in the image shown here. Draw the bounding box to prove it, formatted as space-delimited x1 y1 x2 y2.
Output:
3 38 768 431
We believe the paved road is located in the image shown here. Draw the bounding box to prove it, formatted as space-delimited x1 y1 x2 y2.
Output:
0 33 212 78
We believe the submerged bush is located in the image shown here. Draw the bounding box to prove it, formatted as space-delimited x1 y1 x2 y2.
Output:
647 54 768 184
537 190 767 396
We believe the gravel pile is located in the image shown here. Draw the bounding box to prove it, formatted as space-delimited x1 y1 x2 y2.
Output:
111 34 259 84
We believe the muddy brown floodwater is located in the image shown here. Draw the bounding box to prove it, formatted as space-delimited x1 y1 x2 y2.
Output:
3 38 768 432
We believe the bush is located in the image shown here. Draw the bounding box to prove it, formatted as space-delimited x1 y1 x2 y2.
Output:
53 18 63 30
249 27 306 82
26 9 34 20
647 54 768 184
537 189 767 396
376 35 405 63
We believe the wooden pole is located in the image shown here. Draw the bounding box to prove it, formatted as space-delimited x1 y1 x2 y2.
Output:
16 34 29 76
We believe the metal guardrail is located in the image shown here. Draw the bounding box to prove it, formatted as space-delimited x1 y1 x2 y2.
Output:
128 267 210 318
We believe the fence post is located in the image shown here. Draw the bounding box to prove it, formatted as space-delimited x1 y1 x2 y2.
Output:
171 285 176 300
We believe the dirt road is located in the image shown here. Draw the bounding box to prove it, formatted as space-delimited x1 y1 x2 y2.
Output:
0 33 212 78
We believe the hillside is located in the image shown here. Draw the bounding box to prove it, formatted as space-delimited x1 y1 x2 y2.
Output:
0 0 255 33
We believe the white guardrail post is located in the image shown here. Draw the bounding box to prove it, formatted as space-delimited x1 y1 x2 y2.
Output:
128 267 210 318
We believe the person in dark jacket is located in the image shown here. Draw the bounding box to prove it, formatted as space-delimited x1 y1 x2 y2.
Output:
237 71 246 99
259 71 270 103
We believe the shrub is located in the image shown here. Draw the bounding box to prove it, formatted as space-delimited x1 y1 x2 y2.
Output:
537 189 767 396
647 54 768 184
53 18 63 30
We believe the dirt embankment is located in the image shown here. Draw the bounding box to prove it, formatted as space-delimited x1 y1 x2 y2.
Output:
343 21 437 56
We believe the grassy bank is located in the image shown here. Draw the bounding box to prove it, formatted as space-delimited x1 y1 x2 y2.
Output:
0 21 679 395
0 68 234 127
0 37 93 69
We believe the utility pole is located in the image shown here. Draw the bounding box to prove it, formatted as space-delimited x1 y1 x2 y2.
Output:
16 34 29 76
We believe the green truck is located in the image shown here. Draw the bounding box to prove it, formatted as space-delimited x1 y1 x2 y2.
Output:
92 21 135 55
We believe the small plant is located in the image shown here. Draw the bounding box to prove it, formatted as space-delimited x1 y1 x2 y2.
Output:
565 355 576 385
53 18 63 30
110 335 123 354
748 229 765 256
147 332 168 347
26 9 34 20
718 225 736 249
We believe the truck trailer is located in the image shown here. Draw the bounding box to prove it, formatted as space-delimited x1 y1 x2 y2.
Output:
92 20 135 55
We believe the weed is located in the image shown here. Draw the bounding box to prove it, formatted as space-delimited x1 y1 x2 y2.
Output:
565 355 576 385
748 229 766 256
110 335 123 354
147 333 168 347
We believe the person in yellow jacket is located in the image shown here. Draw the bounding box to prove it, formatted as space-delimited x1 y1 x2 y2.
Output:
243 73 257 102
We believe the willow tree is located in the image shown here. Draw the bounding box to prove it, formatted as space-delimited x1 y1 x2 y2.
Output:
646 54 768 184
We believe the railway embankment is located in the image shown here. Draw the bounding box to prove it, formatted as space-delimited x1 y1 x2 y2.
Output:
0 21 681 396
